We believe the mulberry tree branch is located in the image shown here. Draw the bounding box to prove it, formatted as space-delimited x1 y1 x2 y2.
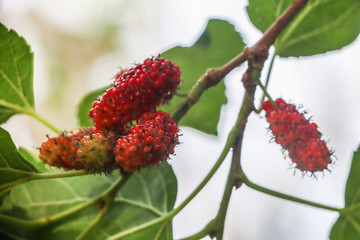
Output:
172 0 309 122
175 0 311 239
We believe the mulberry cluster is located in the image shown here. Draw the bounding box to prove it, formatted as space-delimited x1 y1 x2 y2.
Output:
89 58 181 133
262 98 332 172
39 58 180 173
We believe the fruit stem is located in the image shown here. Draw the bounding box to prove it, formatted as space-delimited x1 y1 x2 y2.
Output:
260 54 276 104
239 173 342 212
30 170 88 180
257 81 275 106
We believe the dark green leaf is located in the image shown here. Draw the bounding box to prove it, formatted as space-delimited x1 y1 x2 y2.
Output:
77 86 110 128
0 163 177 240
0 127 38 191
161 19 245 135
330 146 360 239
0 23 35 123
247 0 360 57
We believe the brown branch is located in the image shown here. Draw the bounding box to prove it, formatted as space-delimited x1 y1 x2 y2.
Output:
172 0 309 122
243 0 310 92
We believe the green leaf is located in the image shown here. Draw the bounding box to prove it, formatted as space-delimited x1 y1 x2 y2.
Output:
160 19 245 135
330 146 360 239
0 127 38 193
77 86 110 128
0 163 177 240
247 0 360 57
0 23 35 123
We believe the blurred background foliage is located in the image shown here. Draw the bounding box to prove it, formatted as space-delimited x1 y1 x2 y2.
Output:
0 0 359 239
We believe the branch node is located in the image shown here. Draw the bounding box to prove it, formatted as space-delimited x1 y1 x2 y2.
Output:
202 68 223 89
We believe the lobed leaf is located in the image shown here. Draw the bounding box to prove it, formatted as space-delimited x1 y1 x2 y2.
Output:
160 19 246 135
330 146 360 239
0 163 177 239
247 0 360 57
0 23 35 123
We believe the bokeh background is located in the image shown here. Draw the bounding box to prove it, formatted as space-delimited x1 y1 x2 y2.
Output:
1 0 359 239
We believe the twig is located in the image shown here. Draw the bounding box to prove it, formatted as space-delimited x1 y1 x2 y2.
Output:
239 173 342 213
173 0 310 122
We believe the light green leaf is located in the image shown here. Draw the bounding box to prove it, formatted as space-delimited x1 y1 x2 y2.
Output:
0 163 177 240
0 127 38 194
0 23 34 123
160 19 246 135
330 146 360 239
247 0 360 57
77 85 110 128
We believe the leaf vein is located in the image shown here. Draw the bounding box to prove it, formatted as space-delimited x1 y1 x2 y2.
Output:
159 171 168 213
56 179 82 198
0 69 26 105
0 152 10 168
137 174 152 206
6 31 25 99
280 4 359 50
19 198 86 208
115 198 163 216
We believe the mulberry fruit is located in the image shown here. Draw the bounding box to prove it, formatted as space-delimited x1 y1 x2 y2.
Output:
89 58 181 132
262 98 332 172
76 130 117 173
114 111 179 172
39 131 86 170
39 128 119 172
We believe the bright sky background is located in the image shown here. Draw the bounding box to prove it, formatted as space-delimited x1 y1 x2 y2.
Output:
1 0 359 239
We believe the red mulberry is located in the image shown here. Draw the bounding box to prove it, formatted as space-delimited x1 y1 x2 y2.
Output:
89 58 181 132
262 98 332 172
114 111 179 172
39 130 86 170
39 128 119 172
